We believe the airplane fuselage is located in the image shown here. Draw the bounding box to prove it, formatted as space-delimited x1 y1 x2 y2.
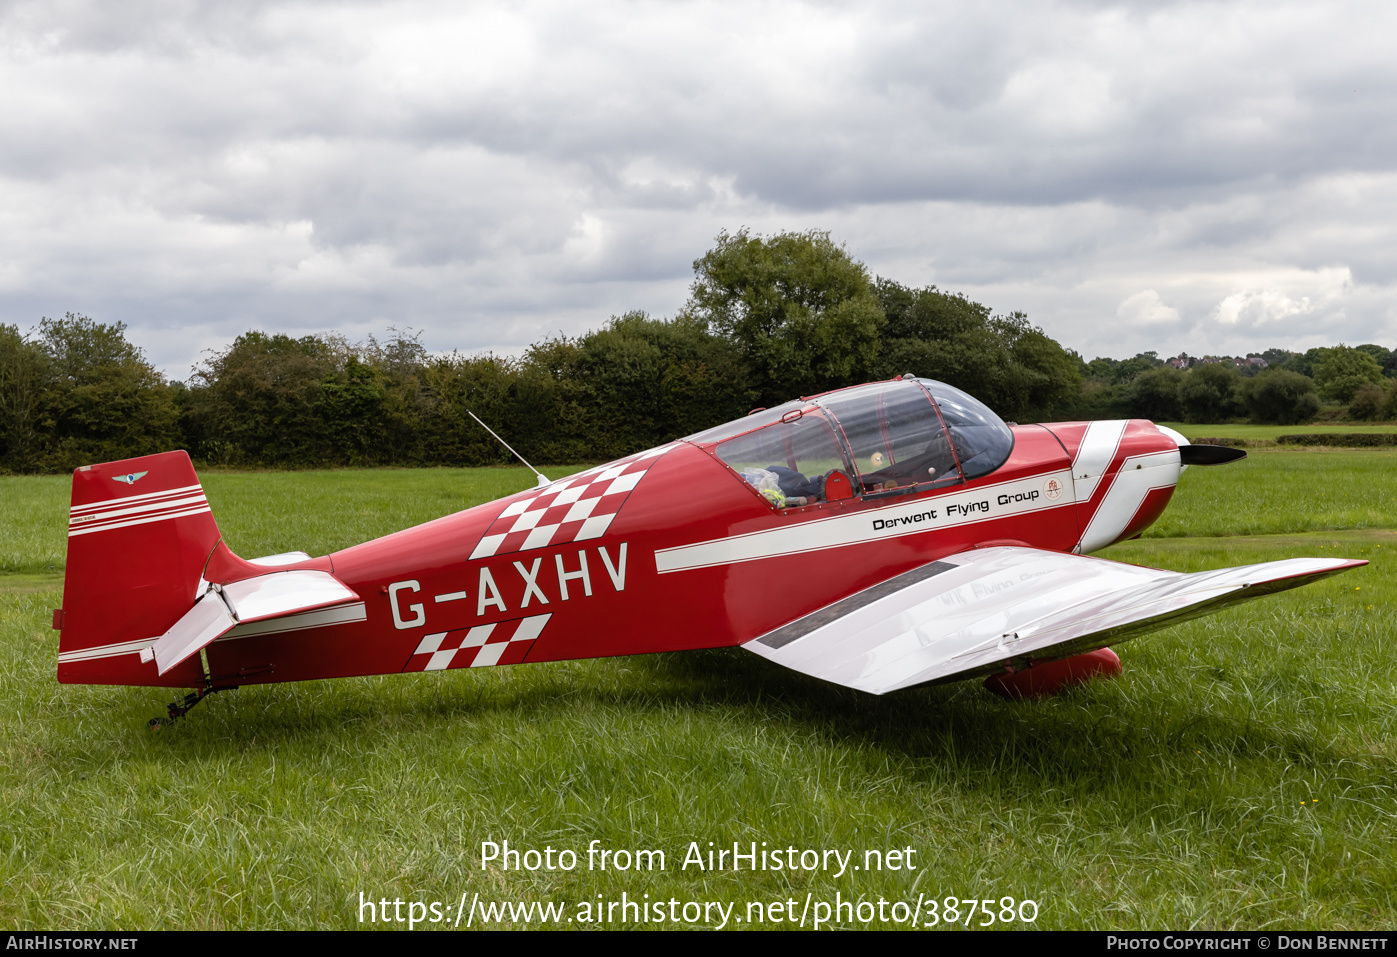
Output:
191 420 1171 687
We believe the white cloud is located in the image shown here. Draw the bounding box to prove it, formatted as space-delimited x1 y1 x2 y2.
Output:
1213 289 1311 326
1209 267 1350 328
1117 290 1179 326
1 0 1396 376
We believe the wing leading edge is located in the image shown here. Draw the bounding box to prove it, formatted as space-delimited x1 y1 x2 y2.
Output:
742 546 1366 695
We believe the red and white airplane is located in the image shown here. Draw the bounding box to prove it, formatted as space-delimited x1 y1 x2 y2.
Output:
54 376 1365 722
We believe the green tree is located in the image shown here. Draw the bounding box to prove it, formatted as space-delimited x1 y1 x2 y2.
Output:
876 281 1079 420
1083 353 1166 387
1283 347 1329 379
358 328 432 463
686 229 885 404
1117 352 1165 384
1179 363 1244 422
573 312 752 457
515 336 594 463
0 324 48 470
1071 379 1131 419
34 313 178 470
1314 345 1385 403
990 312 1082 419
877 282 1006 403
417 352 546 467
1126 366 1185 421
184 331 340 465
1355 343 1392 376
1349 382 1387 420
1243 369 1320 424
319 354 389 464
1083 357 1120 381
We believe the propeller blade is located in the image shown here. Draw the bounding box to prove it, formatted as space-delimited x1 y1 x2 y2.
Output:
1179 444 1247 466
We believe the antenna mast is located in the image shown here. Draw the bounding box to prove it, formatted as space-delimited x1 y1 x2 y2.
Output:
467 411 551 487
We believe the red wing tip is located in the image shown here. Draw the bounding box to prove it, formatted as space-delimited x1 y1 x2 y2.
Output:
1269 558 1369 582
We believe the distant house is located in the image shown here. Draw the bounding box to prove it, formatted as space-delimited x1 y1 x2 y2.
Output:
1164 353 1266 371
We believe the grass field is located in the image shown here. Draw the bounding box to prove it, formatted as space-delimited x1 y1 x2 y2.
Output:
2 452 1395 930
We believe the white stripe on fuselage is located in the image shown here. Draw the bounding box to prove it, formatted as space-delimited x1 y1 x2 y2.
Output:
57 637 159 664
1076 451 1180 554
58 602 369 664
654 469 1075 573
1072 421 1127 503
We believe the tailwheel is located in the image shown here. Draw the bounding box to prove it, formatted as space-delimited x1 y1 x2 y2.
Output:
146 667 268 728
149 684 228 729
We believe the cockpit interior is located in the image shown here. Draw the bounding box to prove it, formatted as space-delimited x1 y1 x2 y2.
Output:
684 377 1016 509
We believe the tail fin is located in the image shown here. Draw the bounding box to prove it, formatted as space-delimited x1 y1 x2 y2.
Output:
57 450 362 688
57 451 219 687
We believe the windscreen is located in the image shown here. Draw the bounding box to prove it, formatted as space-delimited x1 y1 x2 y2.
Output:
917 380 1015 479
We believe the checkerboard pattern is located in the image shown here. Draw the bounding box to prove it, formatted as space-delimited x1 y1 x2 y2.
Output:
467 443 674 560
403 613 552 672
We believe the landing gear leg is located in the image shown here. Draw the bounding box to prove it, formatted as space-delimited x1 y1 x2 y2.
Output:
148 684 234 730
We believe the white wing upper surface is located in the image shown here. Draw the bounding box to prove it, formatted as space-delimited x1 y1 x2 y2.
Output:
742 546 1364 695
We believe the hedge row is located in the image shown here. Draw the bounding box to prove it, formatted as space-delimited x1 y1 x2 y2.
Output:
1275 433 1397 447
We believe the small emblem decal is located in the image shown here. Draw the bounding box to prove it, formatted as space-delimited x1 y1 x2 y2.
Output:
113 471 148 485
1044 478 1063 501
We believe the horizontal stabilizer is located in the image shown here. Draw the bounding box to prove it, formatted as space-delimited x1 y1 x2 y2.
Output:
248 551 313 567
218 570 358 624
152 570 359 675
743 546 1365 694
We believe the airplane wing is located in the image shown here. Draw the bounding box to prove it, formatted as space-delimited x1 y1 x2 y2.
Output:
742 546 1365 695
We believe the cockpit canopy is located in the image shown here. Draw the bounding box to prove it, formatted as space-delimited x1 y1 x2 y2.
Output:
684 378 1015 508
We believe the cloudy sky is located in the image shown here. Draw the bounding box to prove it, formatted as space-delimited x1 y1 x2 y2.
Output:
2 0 1395 378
